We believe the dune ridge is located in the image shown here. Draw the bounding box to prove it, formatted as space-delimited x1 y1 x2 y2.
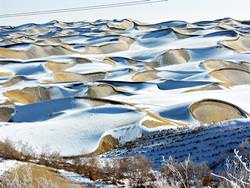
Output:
0 18 250 160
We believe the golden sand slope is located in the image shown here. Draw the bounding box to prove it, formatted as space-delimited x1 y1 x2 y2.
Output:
45 60 107 83
84 36 134 54
172 27 202 36
222 36 250 53
0 71 12 78
45 61 75 73
90 135 119 156
2 164 84 188
95 135 119 154
31 165 83 188
1 76 25 87
203 60 250 71
87 84 119 98
184 83 222 93
0 44 74 60
190 99 246 124
209 68 250 86
132 70 159 82
52 71 106 83
107 19 134 30
141 120 167 128
160 49 190 65
3 87 50 104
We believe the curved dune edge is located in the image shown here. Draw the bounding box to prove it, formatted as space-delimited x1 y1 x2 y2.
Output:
183 83 223 93
221 36 250 53
172 28 198 39
144 111 186 128
172 27 202 36
141 119 171 128
3 87 50 104
203 60 250 71
105 57 142 65
102 58 117 66
190 99 247 124
34 36 77 52
218 22 237 30
89 135 119 156
1 76 25 87
0 44 74 60
107 19 134 30
105 57 160 68
51 71 106 83
131 70 159 82
87 83 121 98
83 36 134 54
45 61 75 73
140 114 186 128
158 49 190 66
0 107 15 122
109 98 187 127
209 68 250 86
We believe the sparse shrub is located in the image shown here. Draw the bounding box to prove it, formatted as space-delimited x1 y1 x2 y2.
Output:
71 156 154 187
212 149 250 188
0 139 25 161
46 151 63 168
2 138 250 188
125 156 154 187
156 157 211 188
71 157 102 180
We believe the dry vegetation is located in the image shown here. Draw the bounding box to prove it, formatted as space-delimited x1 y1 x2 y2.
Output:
0 139 250 187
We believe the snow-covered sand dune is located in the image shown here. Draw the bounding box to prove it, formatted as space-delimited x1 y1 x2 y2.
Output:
0 18 250 159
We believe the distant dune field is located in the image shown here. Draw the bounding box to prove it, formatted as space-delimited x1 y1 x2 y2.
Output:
0 18 250 174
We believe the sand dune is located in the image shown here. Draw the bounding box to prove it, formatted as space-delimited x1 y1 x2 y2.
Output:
52 71 106 83
0 44 74 60
87 83 120 98
158 49 190 65
190 99 247 124
107 19 134 30
0 18 250 158
222 36 250 53
132 70 159 82
209 68 250 86
83 36 134 54
45 61 75 73
184 83 222 93
1 76 25 87
92 135 119 155
203 60 250 71
2 164 83 188
3 87 50 104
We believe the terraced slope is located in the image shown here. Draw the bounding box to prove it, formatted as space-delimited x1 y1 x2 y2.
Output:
105 119 250 171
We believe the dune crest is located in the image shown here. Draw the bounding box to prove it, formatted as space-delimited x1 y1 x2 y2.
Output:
190 99 247 124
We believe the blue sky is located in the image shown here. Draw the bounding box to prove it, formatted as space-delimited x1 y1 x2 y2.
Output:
0 0 249 26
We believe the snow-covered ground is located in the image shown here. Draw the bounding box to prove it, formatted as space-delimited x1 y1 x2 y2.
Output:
0 18 250 162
